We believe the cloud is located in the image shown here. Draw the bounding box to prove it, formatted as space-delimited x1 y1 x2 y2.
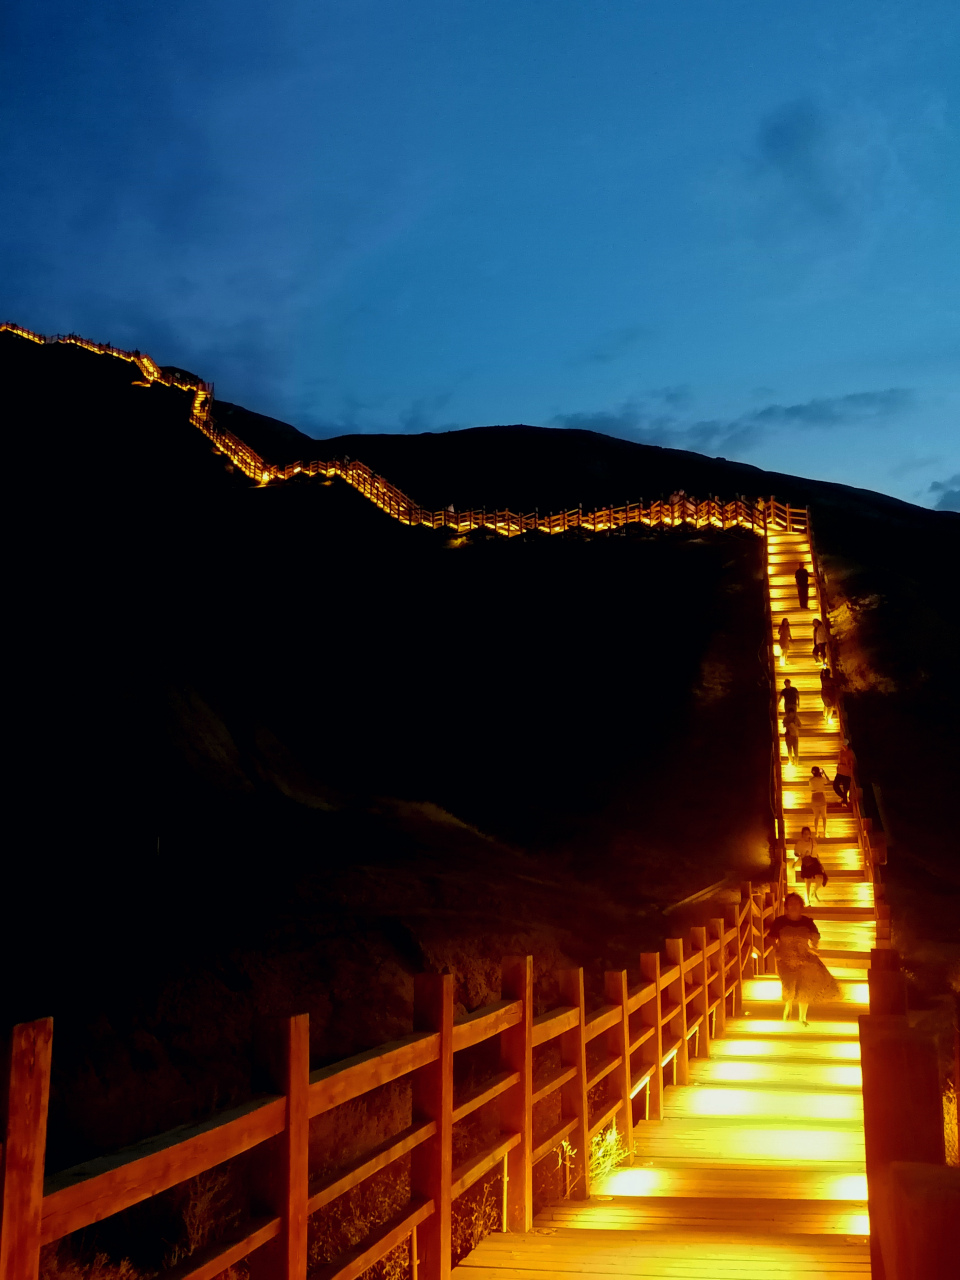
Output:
889 454 942 478
575 325 650 365
929 474 960 513
747 388 912 428
551 388 914 457
753 99 845 221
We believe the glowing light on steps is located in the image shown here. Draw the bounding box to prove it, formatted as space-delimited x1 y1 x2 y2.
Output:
634 1121 865 1162
666 1086 863 1121
729 1019 861 1037
709 1037 861 1060
743 978 869 1004
599 1167 868 1200
691 1060 862 1087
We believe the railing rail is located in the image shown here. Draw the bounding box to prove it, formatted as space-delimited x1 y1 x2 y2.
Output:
0 887 779 1280
0 322 805 543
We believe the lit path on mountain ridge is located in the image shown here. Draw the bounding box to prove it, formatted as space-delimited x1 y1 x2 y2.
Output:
454 529 874 1278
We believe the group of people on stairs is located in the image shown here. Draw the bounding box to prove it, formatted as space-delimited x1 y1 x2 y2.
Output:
770 558 845 1023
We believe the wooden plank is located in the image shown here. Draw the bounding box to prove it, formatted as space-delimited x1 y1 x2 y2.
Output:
531 1117 579 1166
160 1215 281 1280
450 1132 521 1200
531 1006 579 1047
630 1063 656 1100
559 968 589 1200
284 1015 310 1280
452 1072 519 1125
308 1031 439 1117
531 1066 577 1106
585 1054 623 1092
42 1094 286 1244
500 955 533 1232
625 982 656 1014
315 1197 434 1280
307 1121 436 1214
248 1015 309 1280
411 975 453 1280
587 1098 623 1140
639 953 663 1121
451 1000 522 1053
1 1018 53 1280
583 1005 621 1042
664 940 689 1085
604 971 634 1154
629 1026 655 1054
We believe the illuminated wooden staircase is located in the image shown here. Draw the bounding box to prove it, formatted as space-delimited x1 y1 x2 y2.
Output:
455 526 875 1278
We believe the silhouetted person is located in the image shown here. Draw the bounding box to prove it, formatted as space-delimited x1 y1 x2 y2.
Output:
812 617 828 665
778 617 792 666
810 766 829 837
795 563 810 609
834 740 854 806
782 708 802 764
770 893 840 1025
820 667 837 724
778 678 800 712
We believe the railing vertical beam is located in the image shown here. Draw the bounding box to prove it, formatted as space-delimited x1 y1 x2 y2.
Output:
639 954 663 1120
710 918 728 1037
500 956 533 1231
0 1019 53 1280
663 940 689 1085
412 974 454 1280
558 968 589 1200
249 1014 309 1280
689 928 711 1056
603 970 634 1153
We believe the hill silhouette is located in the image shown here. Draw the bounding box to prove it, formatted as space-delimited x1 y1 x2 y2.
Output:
2 328 957 1199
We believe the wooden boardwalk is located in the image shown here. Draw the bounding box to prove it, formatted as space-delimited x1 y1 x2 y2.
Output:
454 530 874 1279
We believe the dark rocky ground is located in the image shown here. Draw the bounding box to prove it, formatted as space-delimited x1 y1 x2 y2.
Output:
2 330 957 1272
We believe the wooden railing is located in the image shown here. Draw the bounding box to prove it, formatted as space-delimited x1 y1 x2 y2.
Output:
0 883 787 1280
1 322 808 543
807 524 889 935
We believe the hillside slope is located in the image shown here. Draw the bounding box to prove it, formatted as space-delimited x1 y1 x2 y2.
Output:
2 329 957 1192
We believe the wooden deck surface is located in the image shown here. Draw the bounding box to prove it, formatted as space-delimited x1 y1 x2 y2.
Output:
454 532 874 1280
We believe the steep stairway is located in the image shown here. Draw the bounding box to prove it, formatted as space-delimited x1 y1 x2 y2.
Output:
454 527 875 1279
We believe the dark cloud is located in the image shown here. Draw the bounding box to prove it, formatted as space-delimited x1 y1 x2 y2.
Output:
551 388 914 457
890 454 942 478
753 99 844 221
929 474 960 513
748 388 912 428
576 325 650 365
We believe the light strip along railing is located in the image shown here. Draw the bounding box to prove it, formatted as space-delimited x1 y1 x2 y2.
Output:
1 888 783 1280
3 321 786 540
807 526 889 941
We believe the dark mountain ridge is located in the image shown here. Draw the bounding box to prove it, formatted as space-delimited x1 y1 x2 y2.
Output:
2 329 956 1229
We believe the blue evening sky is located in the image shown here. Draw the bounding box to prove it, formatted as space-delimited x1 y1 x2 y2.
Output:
2 1 958 508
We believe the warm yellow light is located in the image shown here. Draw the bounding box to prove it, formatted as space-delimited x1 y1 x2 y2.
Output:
823 1173 869 1200
670 1086 862 1121
599 1166 665 1196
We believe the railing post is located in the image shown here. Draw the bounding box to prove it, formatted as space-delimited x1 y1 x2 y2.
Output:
859 1013 946 1278
603 970 634 1153
0 1019 53 1280
868 949 908 1016
710 918 728 1037
500 956 533 1231
663 939 690 1085
412 974 454 1280
249 1014 309 1280
689 927 711 1055
639 953 663 1120
724 903 745 1015
558 968 589 1200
